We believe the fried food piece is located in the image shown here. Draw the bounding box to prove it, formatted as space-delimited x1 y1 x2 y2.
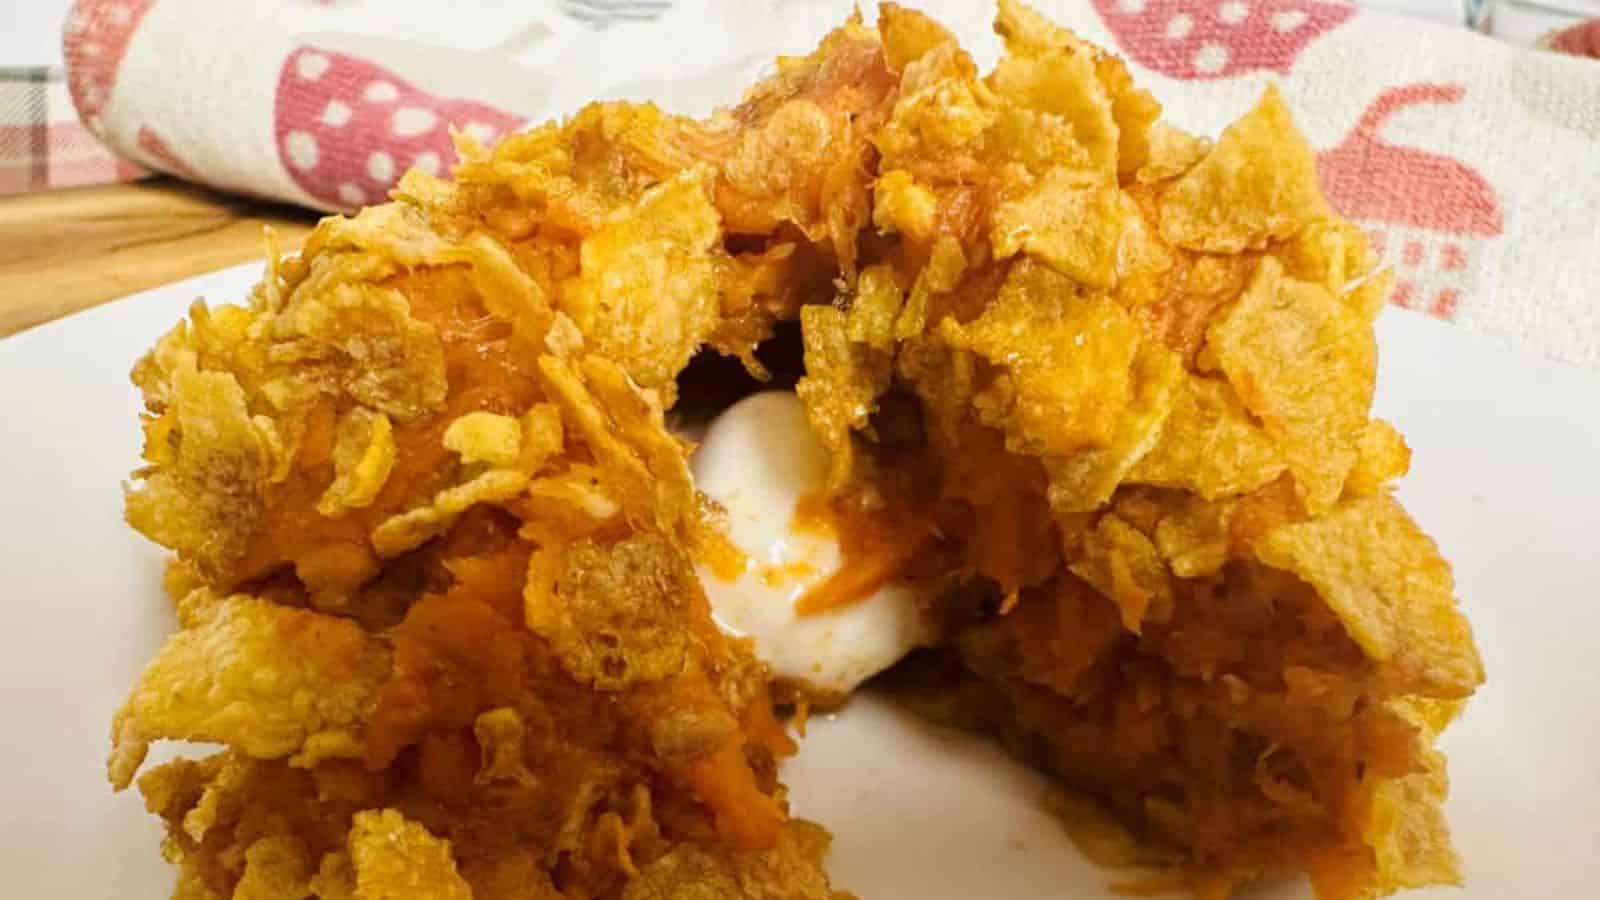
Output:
1208 257 1376 514
109 589 390 789
559 172 722 399
115 28 845 897
344 809 474 900
1254 495 1483 698
621 819 840 900
524 531 694 690
1158 84 1332 253
113 3 1479 899
795 5 1476 897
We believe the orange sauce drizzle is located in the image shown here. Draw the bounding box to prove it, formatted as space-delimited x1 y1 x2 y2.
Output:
790 488 931 616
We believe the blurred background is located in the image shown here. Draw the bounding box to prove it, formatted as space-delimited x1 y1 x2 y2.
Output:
2 0 1593 197
0 0 1595 341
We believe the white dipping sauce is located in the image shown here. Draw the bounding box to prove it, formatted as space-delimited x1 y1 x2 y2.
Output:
690 391 933 695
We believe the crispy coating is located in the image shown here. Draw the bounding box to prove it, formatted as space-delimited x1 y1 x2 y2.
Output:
109 590 389 790
125 364 275 580
1068 513 1172 633
1158 84 1332 253
234 836 317 900
346 809 474 900
113 3 1481 899
317 408 397 516
795 264 902 489
941 263 1143 457
1129 373 1285 500
1208 257 1376 514
559 173 722 399
1254 495 1484 699
620 820 845 900
524 532 693 690
1345 419 1411 498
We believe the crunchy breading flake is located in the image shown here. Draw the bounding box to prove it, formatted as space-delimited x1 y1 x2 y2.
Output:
1138 123 1211 184
988 49 1118 175
1153 496 1232 579
942 263 1141 456
234 836 316 900
560 172 723 397
1281 219 1378 297
519 403 566 473
1254 495 1484 699
1042 341 1182 513
178 752 263 843
347 809 473 900
473 707 538 787
894 235 965 340
1208 257 1375 513
871 168 939 240
274 282 448 420
1345 419 1412 498
317 407 396 517
1129 373 1285 500
524 532 692 690
370 469 529 558
1070 514 1173 633
1159 85 1332 253
109 591 389 789
796 265 902 489
308 853 357 900
879 2 960 74
991 169 1130 289
621 820 840 900
538 354 694 531
443 411 523 469
1310 751 1461 899
125 366 273 579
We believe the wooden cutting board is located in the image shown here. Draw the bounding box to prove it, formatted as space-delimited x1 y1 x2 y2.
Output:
0 178 316 338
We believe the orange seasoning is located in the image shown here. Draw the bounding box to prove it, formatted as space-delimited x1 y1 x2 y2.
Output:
790 488 931 616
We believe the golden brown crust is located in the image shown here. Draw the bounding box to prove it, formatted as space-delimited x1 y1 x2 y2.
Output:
113 4 1479 899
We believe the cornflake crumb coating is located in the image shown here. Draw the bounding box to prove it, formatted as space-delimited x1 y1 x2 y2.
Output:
112 3 1481 899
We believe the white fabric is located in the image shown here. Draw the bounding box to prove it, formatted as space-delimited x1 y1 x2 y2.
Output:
61 0 1600 367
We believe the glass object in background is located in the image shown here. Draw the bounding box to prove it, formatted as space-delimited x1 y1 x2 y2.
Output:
1358 0 1595 43
1463 0 1600 43
1464 0 1495 29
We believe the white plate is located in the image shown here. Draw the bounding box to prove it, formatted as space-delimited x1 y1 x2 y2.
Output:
0 263 1595 899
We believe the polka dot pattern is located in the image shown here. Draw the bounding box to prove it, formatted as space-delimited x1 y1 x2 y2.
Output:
1090 0 1354 80
413 151 442 176
62 0 158 119
1313 83 1504 323
363 81 399 104
272 45 527 210
1193 42 1230 74
366 151 395 183
462 122 499 144
1218 1 1249 25
295 52 330 82
283 131 319 171
321 101 352 128
391 107 438 138
1271 9 1309 32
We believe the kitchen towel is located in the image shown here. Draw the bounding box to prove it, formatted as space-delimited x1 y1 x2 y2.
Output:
61 0 1600 366
0 65 143 193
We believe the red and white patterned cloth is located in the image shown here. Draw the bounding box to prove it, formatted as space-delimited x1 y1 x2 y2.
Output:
31 0 1600 365
0 67 143 194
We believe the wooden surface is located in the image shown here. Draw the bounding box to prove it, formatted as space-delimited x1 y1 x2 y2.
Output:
0 178 317 338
